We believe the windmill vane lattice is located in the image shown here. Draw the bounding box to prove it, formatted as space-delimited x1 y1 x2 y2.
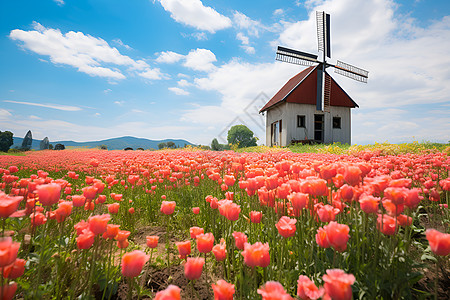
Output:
276 11 369 112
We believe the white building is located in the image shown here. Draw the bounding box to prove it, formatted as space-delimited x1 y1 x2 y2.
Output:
260 66 359 146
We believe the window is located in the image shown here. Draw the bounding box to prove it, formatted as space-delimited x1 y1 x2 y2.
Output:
297 115 305 128
333 117 341 129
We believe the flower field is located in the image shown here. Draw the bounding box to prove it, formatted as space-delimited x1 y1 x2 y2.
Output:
0 147 449 299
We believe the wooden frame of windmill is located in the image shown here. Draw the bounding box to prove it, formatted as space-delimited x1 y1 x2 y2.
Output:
260 11 369 146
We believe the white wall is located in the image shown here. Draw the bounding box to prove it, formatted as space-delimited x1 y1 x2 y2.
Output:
265 103 352 146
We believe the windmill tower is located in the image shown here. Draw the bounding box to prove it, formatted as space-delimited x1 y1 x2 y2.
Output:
276 11 369 112
260 12 368 146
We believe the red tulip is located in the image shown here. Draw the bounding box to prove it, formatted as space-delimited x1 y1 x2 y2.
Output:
317 204 340 223
190 226 204 239
176 240 191 259
82 185 98 200
276 216 297 238
103 224 120 240
196 233 214 253
3 258 26 279
218 200 240 221
212 279 235 300
0 282 17 300
426 229 450 256
359 194 380 214
324 221 349 252
377 214 397 235
343 166 361 186
232 231 247 250
315 227 330 249
0 237 20 267
288 192 308 211
297 275 324 300
322 269 355 300
77 229 95 249
212 239 227 261
71 195 86 207
146 235 159 248
161 201 176 215
121 250 149 278
154 285 181 300
192 207 200 214
241 242 270 268
0 192 22 218
88 214 111 235
55 201 73 222
257 281 293 300
36 183 61 206
250 211 262 223
184 257 204 280
107 203 120 214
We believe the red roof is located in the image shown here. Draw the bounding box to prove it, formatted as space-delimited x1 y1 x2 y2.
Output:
259 65 358 112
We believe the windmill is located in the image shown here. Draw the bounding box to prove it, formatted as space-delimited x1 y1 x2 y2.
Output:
276 11 369 112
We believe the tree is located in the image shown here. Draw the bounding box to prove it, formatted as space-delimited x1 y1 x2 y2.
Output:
54 143 65 150
211 138 223 151
0 131 14 152
21 130 32 150
166 141 176 149
227 125 257 148
158 142 167 149
40 137 50 150
48 144 54 150
99 144 108 150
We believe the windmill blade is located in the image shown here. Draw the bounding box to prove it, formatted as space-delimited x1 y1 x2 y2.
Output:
276 46 318 66
334 60 369 83
316 11 331 59
316 65 325 111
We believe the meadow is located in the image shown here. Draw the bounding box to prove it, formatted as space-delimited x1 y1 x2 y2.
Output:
0 143 449 299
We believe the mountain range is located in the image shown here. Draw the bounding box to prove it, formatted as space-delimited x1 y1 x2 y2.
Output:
12 136 195 150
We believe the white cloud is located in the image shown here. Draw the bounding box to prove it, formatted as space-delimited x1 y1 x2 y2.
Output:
0 109 12 120
9 22 160 80
155 51 184 63
273 9 284 16
177 79 191 87
138 68 168 80
236 33 255 54
168 87 190 96
114 101 125 106
3 100 82 111
29 115 42 120
54 0 64 6
183 48 216 72
131 109 145 113
233 11 263 37
156 0 232 33
103 89 112 94
94 113 101 117
112 38 132 50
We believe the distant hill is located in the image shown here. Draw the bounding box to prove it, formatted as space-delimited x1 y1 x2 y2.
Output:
12 136 195 150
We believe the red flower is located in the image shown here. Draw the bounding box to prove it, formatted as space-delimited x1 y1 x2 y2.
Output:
250 211 262 223
88 214 111 235
212 239 227 261
154 285 181 300
241 242 270 268
121 250 149 278
77 229 95 249
0 237 20 267
3 258 26 279
189 226 204 239
192 207 200 214
0 282 17 300
212 279 235 300
55 201 73 222
288 192 308 211
317 204 340 223
71 195 86 207
0 192 22 218
196 233 214 253
276 216 297 238
426 229 450 256
324 221 350 252
297 275 324 300
257 281 293 300
358 194 380 214
146 235 159 248
343 166 361 186
103 224 120 240
322 269 355 300
161 201 176 215
107 203 120 214
176 240 191 259
377 214 397 235
218 200 240 221
36 183 61 206
82 185 98 200
184 257 204 280
315 227 330 249
232 231 247 250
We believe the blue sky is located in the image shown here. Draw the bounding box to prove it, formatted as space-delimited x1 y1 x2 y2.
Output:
1 0 449 146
